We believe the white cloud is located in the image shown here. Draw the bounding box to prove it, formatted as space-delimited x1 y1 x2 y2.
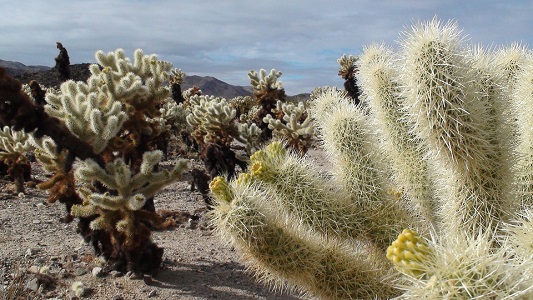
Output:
2 0 532 94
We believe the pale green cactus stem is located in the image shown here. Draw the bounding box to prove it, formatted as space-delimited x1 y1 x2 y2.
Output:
510 58 533 208
309 92 417 246
210 177 400 300
399 19 512 234
246 141 381 245
357 44 438 227
503 209 533 259
168 68 185 85
46 48 174 153
28 135 67 175
337 54 358 76
0 126 33 157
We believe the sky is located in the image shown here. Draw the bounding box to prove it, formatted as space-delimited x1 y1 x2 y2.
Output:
2 0 532 94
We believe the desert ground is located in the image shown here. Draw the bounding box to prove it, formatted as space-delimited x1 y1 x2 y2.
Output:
0 151 328 300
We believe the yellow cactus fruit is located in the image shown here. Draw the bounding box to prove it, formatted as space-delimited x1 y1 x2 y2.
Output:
386 229 432 278
209 176 233 203
264 140 286 157
250 161 265 177
250 149 266 164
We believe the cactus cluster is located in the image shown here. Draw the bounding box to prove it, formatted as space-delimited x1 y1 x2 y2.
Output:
0 48 188 274
210 19 533 299
0 125 33 193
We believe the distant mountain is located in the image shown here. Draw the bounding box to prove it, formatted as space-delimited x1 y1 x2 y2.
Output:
0 59 51 76
0 59 310 100
181 75 253 99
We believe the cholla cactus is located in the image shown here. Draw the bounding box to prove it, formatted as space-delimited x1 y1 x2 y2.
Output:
71 151 187 272
248 69 286 141
210 19 533 299
0 126 33 193
46 48 172 156
337 54 360 102
263 100 314 153
0 49 188 274
187 94 260 178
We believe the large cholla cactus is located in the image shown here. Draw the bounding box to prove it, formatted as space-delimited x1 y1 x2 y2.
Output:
0 49 188 274
71 151 187 272
210 19 533 299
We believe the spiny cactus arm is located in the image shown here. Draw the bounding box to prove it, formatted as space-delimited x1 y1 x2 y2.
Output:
503 209 533 259
357 44 439 226
186 95 240 145
309 91 417 244
510 58 533 208
234 122 261 155
210 179 400 300
247 142 367 243
494 43 530 87
182 86 202 102
389 230 533 299
337 54 358 79
45 80 129 153
400 19 513 233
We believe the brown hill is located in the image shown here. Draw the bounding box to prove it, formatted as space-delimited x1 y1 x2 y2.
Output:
1 60 310 100
181 75 253 99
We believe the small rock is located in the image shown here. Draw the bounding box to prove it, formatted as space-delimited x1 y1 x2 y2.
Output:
25 277 40 292
27 265 40 273
71 281 89 298
34 257 46 264
36 202 45 209
148 289 157 297
32 220 41 224
110 270 123 278
75 267 87 276
59 269 69 278
25 248 34 257
185 218 198 229
126 271 143 280
91 267 104 277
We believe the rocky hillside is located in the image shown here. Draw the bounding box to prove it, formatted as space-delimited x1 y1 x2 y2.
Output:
1 60 310 100
0 59 50 76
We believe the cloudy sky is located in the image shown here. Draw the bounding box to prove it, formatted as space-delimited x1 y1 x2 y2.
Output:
2 1 531 94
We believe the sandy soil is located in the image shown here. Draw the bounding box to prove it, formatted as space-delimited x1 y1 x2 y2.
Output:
0 156 311 300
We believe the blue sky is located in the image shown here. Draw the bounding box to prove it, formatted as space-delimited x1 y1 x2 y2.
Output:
2 1 531 94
